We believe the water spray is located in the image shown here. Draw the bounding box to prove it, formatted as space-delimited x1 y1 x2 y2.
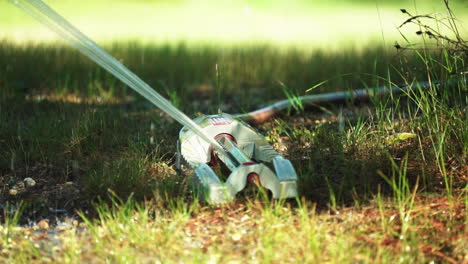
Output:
10 0 225 155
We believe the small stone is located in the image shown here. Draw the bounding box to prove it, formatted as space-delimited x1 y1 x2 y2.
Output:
9 189 18 195
232 233 242 241
37 219 49 230
24 177 36 188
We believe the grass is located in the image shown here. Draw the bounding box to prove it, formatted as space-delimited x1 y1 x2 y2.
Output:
0 197 466 263
1 0 467 262
0 39 466 262
0 41 430 107
0 44 466 262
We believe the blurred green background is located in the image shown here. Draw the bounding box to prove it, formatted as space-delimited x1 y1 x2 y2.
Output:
2 0 467 49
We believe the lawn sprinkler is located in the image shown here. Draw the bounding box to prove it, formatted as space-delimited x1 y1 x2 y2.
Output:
11 0 299 204
178 113 297 203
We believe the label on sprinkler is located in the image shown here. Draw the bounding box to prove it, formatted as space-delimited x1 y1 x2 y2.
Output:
210 117 232 126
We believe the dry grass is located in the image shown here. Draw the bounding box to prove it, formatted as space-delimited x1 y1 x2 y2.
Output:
1 194 466 263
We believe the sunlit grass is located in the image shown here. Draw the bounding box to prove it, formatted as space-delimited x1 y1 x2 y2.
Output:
2 0 467 49
1 196 466 263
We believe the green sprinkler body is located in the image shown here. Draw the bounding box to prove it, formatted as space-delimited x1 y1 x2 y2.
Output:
178 113 298 204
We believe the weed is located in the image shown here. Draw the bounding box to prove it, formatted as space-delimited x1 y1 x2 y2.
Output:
378 153 419 240
1 202 23 240
280 81 304 114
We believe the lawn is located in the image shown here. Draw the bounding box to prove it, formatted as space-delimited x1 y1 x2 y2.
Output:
0 0 467 263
